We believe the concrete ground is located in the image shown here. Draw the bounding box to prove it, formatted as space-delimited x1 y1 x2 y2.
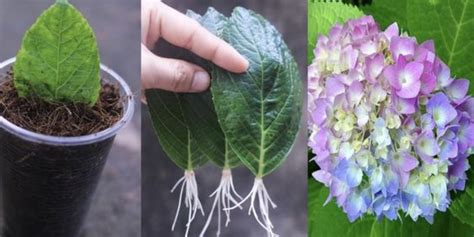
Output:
141 0 308 236
0 1 141 236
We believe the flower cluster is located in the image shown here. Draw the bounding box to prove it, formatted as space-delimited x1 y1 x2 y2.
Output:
308 16 474 223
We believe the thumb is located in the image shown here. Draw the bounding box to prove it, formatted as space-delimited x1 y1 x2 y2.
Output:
141 46 210 93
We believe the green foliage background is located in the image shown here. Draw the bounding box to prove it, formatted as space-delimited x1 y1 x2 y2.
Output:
308 0 474 236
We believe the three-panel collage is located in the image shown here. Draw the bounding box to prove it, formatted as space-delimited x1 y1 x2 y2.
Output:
0 0 473 236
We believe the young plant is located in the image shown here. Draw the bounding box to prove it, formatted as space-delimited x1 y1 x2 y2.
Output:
14 0 100 105
210 8 302 237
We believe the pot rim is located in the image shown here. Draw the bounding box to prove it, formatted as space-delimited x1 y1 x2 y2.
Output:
0 57 135 146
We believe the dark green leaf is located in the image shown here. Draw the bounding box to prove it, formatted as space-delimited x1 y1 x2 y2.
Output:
361 0 408 31
145 89 207 170
308 179 474 237
14 0 100 105
211 7 302 177
450 157 474 227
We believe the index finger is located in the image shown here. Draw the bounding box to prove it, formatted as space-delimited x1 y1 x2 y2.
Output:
156 3 249 73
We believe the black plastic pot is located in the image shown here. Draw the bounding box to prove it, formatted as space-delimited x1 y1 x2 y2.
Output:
0 58 134 237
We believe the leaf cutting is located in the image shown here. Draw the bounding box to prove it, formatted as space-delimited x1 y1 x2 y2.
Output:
146 6 301 237
14 0 100 105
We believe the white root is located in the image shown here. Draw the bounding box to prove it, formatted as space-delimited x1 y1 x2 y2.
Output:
226 178 279 237
171 170 204 237
200 169 243 237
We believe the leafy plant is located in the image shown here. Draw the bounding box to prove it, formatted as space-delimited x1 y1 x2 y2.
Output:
146 7 301 237
14 0 100 105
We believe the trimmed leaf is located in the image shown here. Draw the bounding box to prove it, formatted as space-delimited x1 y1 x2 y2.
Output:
145 89 207 170
14 0 100 105
211 7 302 177
307 0 364 62
407 0 474 94
308 179 474 237
450 157 474 227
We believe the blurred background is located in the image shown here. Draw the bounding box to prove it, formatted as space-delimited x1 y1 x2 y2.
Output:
0 1 141 236
141 0 307 236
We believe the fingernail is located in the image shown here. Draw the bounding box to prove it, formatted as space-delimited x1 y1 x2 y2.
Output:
191 71 210 92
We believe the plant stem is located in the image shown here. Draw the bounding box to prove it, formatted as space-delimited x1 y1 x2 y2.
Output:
56 0 69 4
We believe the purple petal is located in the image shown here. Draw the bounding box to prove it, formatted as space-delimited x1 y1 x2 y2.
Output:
346 162 363 188
426 93 457 128
384 23 399 40
458 97 474 118
312 99 330 126
436 62 453 88
420 114 435 131
326 76 346 97
420 72 436 95
342 45 359 70
393 96 416 114
385 64 401 89
347 81 364 107
415 132 440 162
420 40 435 52
365 53 384 83
390 36 416 60
446 79 469 103
396 62 423 98
313 170 332 186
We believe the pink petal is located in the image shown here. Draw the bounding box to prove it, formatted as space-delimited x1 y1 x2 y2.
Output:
394 96 416 114
390 36 416 60
365 53 384 83
385 65 401 89
347 80 364 107
384 23 399 40
326 76 346 97
446 79 469 103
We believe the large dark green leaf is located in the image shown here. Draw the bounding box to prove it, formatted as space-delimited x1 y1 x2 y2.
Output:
14 0 100 105
146 89 207 170
308 179 474 237
211 7 302 177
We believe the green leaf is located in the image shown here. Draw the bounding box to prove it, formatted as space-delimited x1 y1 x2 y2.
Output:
14 1 100 105
146 8 241 170
406 0 474 94
308 179 474 237
211 7 302 177
307 0 364 62
145 89 207 170
450 157 474 227
361 0 408 31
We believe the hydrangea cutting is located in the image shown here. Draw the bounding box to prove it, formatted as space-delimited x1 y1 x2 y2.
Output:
308 16 474 223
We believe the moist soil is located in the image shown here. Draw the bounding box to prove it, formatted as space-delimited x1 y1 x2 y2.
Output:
0 69 123 137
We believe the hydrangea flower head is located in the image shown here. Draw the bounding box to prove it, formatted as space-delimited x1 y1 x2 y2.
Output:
308 16 474 223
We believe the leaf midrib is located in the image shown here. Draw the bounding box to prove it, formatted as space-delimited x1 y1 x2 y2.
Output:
447 0 469 66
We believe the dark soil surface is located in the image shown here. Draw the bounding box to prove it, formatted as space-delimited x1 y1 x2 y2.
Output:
0 70 123 136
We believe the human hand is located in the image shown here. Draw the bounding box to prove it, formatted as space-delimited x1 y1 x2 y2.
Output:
141 0 249 95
